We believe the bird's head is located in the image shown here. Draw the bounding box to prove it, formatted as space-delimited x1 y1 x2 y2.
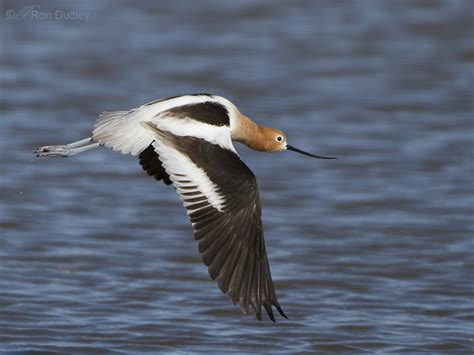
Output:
257 127 336 159
258 127 288 152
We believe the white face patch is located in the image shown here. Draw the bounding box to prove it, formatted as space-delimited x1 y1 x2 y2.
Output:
152 140 226 213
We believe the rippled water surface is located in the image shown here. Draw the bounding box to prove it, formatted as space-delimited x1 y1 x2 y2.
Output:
1 0 473 353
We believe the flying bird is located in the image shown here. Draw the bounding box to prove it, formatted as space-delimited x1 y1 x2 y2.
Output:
35 93 335 322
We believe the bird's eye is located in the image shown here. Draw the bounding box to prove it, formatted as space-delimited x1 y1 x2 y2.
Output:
276 136 283 142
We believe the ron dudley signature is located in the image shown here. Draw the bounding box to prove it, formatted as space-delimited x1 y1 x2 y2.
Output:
3 5 89 21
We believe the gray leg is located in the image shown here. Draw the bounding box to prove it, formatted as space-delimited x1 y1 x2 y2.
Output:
35 137 101 157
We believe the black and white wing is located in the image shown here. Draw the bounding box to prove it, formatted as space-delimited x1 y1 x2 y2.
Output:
142 123 287 322
92 94 286 320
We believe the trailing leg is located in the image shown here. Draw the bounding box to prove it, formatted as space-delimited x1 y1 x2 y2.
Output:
35 137 101 157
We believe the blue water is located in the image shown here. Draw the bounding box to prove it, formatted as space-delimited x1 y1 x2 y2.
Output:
1 0 473 353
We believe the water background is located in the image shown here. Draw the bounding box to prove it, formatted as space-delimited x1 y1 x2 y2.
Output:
1 0 473 353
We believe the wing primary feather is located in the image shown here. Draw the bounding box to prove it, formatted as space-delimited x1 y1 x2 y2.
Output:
254 304 262 321
275 303 288 319
198 221 229 257
240 252 253 314
217 245 242 301
263 303 276 323
208 232 239 281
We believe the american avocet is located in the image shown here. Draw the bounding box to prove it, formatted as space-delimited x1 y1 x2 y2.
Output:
35 93 335 322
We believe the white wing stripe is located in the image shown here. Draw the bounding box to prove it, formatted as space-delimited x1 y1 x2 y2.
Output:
152 115 237 153
151 141 226 212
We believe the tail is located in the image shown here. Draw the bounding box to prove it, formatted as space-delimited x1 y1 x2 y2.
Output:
35 137 101 157
92 110 154 155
